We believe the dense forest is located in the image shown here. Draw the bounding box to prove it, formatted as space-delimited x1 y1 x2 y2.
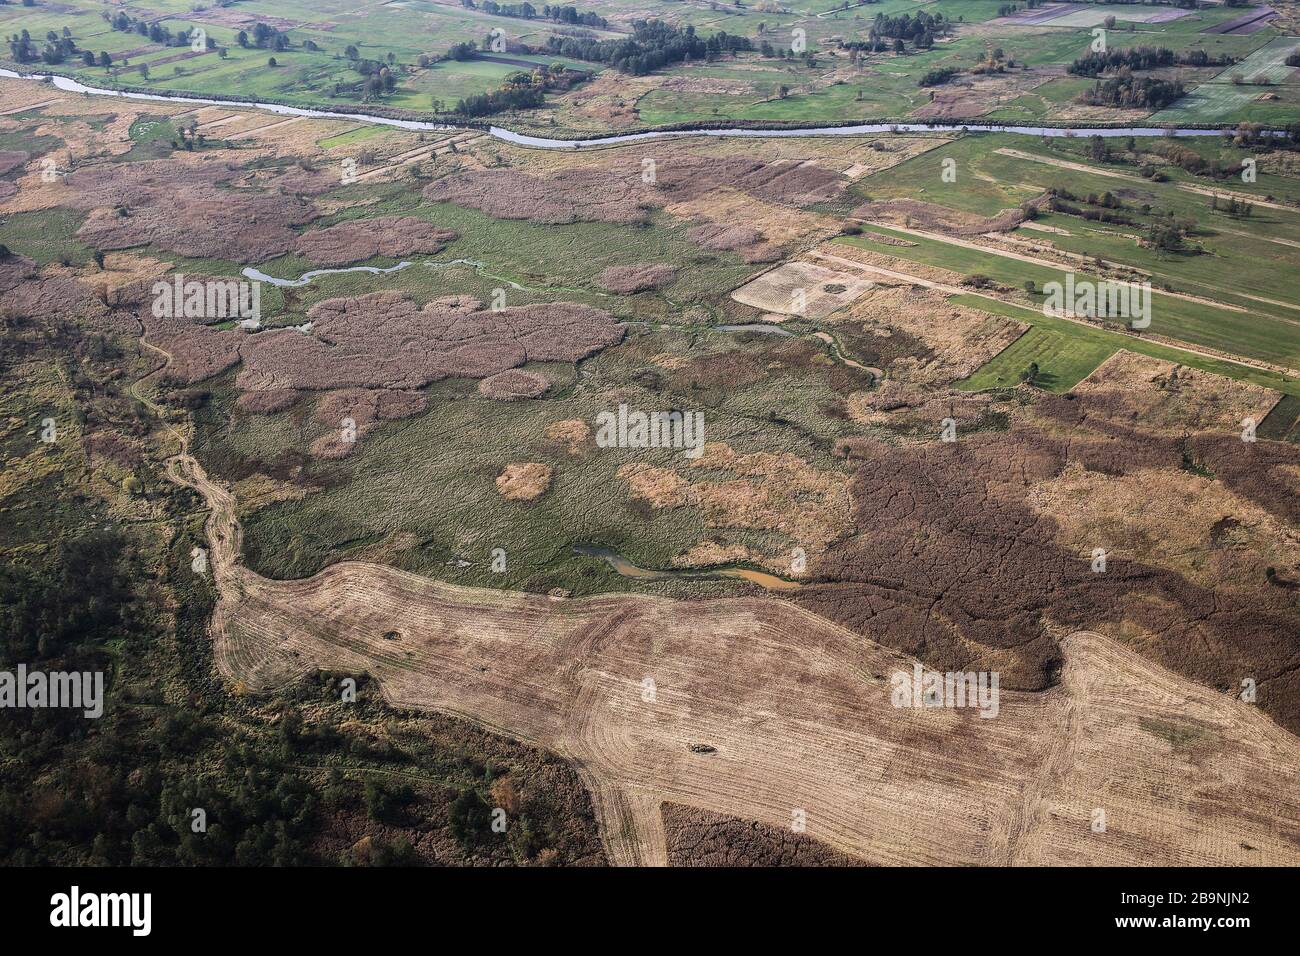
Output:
0 315 604 867
544 20 752 75
1068 45 1233 77
1078 74 1185 109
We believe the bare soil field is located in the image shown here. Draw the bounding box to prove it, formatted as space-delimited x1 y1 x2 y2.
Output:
731 260 877 317
177 447 1300 867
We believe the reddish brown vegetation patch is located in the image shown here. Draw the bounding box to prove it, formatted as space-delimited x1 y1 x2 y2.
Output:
799 395 1300 732
424 168 649 225
687 223 779 263
270 165 344 197
149 316 243 385
293 216 458 267
596 263 677 293
852 198 1030 235
0 254 37 293
84 429 144 470
65 159 317 262
649 155 845 206
423 155 844 234
662 804 858 866
0 150 28 177
237 293 623 392
3 275 122 332
236 389 301 414
309 387 429 459
477 369 550 401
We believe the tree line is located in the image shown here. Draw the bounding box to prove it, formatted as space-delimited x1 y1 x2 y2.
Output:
462 0 609 29
543 20 752 75
1078 74 1184 109
1069 45 1233 77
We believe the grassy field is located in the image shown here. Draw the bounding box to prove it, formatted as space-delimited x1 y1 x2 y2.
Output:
957 326 1117 392
851 131 1300 322
204 316 860 590
0 0 599 111
840 225 1300 372
6 0 1296 129
1258 392 1300 441
841 128 1300 391
947 292 1300 397
1153 35 1300 124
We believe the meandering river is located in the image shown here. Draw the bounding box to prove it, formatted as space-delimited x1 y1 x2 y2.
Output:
0 67 1249 148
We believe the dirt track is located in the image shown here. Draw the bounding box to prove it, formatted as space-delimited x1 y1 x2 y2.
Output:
995 147 1299 213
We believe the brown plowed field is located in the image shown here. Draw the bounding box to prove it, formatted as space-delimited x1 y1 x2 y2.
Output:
171 454 1300 867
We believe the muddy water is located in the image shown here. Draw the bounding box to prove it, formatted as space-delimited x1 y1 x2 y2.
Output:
575 544 801 591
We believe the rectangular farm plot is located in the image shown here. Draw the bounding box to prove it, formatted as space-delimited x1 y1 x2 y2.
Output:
1155 36 1300 122
1215 36 1300 84
958 326 1117 392
731 261 876 319
993 2 1187 27
1046 5 1190 27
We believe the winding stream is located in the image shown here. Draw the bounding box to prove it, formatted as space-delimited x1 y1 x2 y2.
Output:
0 67 1253 148
242 257 532 290
243 261 414 288
574 544 802 591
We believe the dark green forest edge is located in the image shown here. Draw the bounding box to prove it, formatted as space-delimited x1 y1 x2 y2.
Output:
0 319 604 866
